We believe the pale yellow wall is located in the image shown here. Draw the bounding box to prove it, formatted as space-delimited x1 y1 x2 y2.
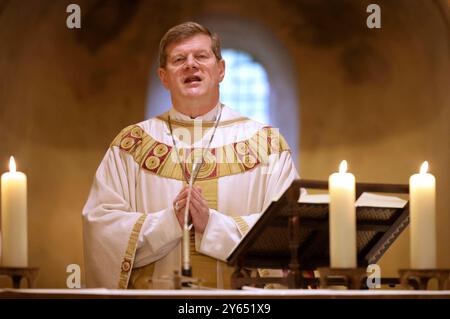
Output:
0 0 448 287
293 2 450 276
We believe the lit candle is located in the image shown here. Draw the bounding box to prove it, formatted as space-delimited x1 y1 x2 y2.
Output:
1 156 28 267
409 161 436 269
328 160 356 268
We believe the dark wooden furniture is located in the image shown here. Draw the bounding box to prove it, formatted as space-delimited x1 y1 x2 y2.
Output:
227 179 410 289
0 267 39 288
399 269 450 290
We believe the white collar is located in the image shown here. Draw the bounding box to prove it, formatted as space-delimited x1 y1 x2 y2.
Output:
169 102 221 121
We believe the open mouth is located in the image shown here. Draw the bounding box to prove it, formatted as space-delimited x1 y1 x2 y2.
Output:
184 75 202 84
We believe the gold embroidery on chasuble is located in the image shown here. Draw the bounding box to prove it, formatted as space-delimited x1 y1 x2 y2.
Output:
110 123 291 288
118 213 147 289
110 124 290 182
189 178 222 288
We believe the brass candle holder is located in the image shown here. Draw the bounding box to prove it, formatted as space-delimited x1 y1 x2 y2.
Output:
317 267 367 289
0 267 39 288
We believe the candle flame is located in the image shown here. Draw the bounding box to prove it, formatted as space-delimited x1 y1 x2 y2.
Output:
339 160 348 173
9 156 16 173
420 161 428 174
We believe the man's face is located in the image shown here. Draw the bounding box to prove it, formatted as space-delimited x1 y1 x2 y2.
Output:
158 33 225 103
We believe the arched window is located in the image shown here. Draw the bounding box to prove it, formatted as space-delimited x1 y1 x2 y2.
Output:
220 49 270 124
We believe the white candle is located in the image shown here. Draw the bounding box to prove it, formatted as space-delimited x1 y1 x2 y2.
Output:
329 160 356 268
1 156 28 267
409 161 436 269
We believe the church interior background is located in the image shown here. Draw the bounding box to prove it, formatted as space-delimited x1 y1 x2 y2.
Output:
0 0 449 289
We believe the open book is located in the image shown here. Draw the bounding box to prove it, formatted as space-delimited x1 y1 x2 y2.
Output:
298 192 407 208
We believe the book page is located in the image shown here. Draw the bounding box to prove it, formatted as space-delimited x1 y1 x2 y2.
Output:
298 192 407 208
355 192 407 208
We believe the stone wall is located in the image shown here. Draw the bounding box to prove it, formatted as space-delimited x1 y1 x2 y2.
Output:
0 0 448 287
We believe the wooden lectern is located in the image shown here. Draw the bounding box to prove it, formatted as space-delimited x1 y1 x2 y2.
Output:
227 179 409 289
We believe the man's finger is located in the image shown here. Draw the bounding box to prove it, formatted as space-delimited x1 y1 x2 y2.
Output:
190 194 209 216
191 187 206 201
189 194 200 208
190 189 204 207
173 188 189 204
195 186 202 193
176 198 187 210
193 188 210 210
189 196 203 215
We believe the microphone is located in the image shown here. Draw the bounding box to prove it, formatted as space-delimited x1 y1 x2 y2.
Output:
182 160 202 277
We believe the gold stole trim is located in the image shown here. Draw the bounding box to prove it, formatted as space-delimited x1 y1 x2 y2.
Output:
118 213 147 289
111 125 291 181
232 216 250 235
194 179 218 209
190 179 221 288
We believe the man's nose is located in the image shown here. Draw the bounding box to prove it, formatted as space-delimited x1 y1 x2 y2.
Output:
184 55 199 69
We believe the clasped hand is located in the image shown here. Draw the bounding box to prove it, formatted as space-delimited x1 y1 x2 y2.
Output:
172 186 209 234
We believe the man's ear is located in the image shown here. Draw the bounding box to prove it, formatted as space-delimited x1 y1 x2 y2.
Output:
218 59 225 82
158 67 169 89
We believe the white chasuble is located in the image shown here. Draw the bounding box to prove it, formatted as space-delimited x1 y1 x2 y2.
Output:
82 105 299 289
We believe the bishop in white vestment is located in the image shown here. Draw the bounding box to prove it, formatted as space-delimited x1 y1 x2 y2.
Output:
82 103 298 289
83 20 300 289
